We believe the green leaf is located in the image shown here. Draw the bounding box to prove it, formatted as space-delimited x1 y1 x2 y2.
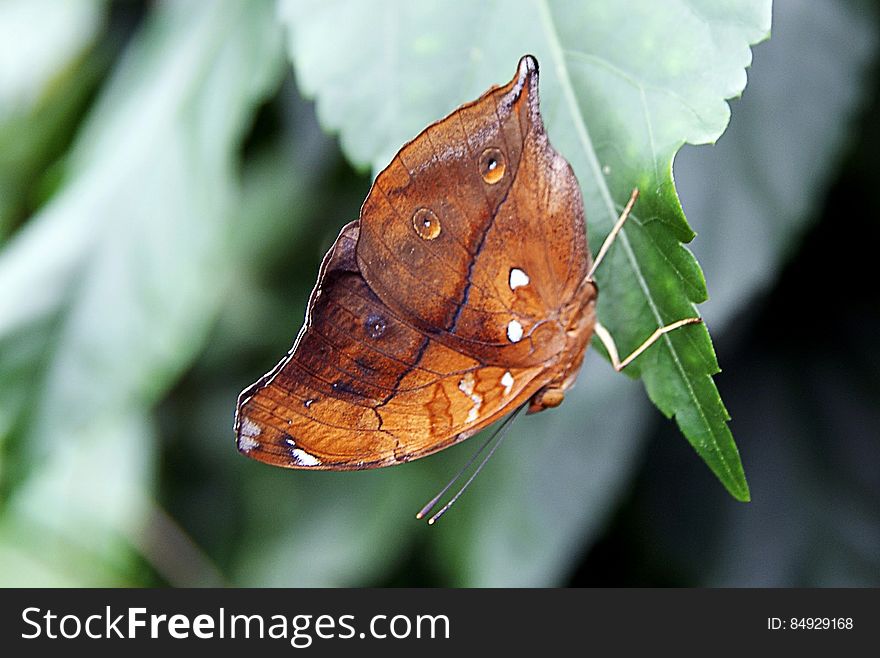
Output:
635 0 880 588
0 410 155 586
0 0 104 120
678 0 878 329
282 0 766 501
0 0 284 585
0 0 107 237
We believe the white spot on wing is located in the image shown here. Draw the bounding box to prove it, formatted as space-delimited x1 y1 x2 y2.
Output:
290 448 321 467
507 319 523 343
238 434 259 452
241 418 261 438
501 371 514 396
459 373 475 396
458 373 483 424
238 418 261 452
509 268 530 290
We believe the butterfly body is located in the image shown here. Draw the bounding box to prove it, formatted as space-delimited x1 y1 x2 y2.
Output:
235 55 598 470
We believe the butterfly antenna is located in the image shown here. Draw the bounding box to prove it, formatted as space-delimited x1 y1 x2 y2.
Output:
415 431 496 521
415 413 519 520
416 403 527 525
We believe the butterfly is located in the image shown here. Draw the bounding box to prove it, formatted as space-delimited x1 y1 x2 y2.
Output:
234 55 699 522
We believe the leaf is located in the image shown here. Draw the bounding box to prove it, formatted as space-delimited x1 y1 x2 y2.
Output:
629 0 880 587
281 1 765 500
0 0 107 237
0 0 104 119
677 0 879 329
0 0 284 585
0 410 155 586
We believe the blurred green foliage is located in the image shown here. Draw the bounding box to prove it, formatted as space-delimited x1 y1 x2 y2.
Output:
0 0 878 587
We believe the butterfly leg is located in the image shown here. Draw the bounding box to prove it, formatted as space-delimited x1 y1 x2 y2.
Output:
527 387 565 414
593 317 702 372
586 187 640 281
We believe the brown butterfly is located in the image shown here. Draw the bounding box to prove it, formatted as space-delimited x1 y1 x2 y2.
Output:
234 55 698 520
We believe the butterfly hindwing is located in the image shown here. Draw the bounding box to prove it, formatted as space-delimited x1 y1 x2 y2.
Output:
235 222 548 469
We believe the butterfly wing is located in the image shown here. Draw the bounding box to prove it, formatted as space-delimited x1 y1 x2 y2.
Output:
235 222 548 469
356 55 590 369
235 56 596 470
